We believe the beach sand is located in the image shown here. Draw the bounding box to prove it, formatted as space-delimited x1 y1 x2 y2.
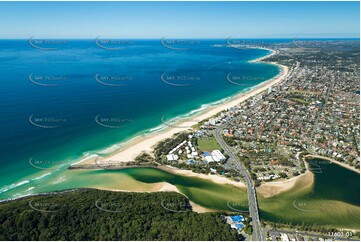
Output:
95 182 213 213
74 48 314 205
76 48 289 165
257 170 314 198
159 165 246 188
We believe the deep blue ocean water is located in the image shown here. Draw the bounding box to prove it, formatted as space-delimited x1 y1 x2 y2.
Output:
0 39 281 199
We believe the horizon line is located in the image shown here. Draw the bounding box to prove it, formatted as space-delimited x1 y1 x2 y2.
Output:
1 37 360 40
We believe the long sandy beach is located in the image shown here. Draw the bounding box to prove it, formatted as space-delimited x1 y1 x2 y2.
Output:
77 48 289 165
70 47 315 201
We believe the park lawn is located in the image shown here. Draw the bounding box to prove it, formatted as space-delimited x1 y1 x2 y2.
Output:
290 97 310 105
197 137 222 151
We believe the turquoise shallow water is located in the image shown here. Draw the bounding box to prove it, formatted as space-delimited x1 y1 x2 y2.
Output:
0 39 279 199
258 159 360 228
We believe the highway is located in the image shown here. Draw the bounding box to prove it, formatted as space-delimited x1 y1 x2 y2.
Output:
214 127 264 241
211 65 293 241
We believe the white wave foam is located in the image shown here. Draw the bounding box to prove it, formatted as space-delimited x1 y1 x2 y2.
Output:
52 175 66 185
211 44 224 48
32 172 51 181
97 144 121 155
72 154 99 165
0 180 30 194
26 186 35 191
146 125 167 133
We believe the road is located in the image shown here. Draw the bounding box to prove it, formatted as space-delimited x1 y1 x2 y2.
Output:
308 76 334 151
211 66 294 241
214 127 264 241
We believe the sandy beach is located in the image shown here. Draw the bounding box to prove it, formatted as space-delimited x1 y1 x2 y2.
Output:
76 48 289 165
257 170 314 198
159 165 246 188
95 182 213 213
71 47 312 206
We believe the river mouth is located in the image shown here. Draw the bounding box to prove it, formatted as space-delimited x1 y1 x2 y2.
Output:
1 158 359 229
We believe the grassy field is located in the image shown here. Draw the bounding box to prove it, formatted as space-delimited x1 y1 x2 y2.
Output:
197 137 222 151
290 97 311 105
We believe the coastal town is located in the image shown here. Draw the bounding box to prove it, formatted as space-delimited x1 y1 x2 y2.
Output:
147 39 359 183
69 39 360 241
140 39 360 240
0 1 359 241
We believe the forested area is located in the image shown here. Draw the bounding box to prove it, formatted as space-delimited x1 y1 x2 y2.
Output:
0 189 239 241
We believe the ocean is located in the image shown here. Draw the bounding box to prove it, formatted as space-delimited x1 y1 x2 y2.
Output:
0 39 280 199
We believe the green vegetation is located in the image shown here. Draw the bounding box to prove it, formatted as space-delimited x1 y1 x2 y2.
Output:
154 132 189 160
224 136 240 146
290 97 311 105
197 137 222 151
134 152 157 165
0 189 241 241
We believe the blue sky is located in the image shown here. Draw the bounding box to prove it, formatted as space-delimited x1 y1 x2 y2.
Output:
0 1 359 38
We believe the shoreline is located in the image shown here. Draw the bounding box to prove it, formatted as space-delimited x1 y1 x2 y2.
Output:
94 182 214 213
76 47 289 165
304 154 360 174
158 165 247 189
257 169 314 198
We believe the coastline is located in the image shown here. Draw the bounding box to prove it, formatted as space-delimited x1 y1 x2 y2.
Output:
68 46 319 206
92 182 214 213
76 47 289 165
257 170 314 198
159 165 247 189
304 154 360 174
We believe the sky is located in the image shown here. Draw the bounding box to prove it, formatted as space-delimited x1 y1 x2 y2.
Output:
0 1 359 39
